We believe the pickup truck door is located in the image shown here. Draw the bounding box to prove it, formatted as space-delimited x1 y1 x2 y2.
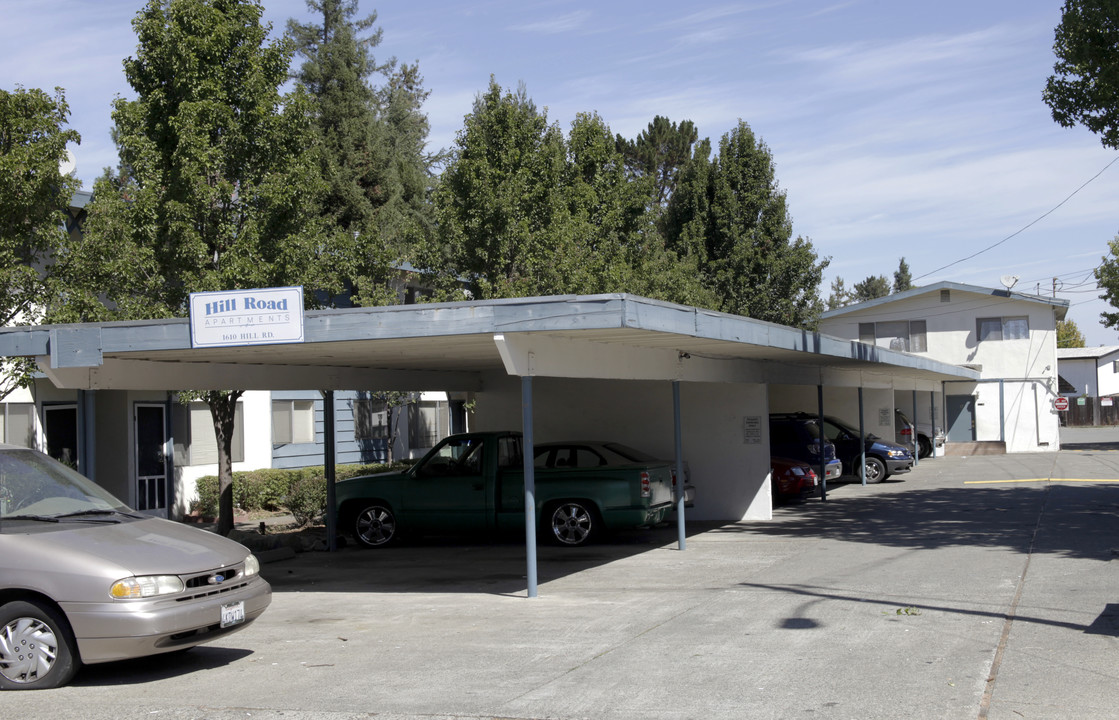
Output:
401 435 490 533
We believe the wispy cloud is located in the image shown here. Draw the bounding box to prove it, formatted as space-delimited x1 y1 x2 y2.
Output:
509 11 593 35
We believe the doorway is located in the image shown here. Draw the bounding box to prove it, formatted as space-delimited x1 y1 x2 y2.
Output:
946 395 976 443
135 403 169 516
43 404 79 469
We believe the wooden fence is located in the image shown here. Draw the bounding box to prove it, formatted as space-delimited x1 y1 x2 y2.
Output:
1060 397 1119 426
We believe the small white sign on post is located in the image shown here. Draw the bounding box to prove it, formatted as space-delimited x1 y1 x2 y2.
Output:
189 286 305 348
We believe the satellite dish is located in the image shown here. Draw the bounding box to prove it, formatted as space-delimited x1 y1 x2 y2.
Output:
999 274 1019 291
59 149 76 176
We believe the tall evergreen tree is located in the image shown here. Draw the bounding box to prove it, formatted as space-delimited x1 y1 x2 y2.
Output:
893 257 913 293
664 121 827 327
826 277 851 310
852 275 892 303
615 115 698 208
288 0 436 305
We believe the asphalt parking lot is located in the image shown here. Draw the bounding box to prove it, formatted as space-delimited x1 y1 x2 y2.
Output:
6 427 1119 719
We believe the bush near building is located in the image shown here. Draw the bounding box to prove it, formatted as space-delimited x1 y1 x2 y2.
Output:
192 461 414 524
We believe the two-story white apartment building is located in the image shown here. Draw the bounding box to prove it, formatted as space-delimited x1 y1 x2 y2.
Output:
819 282 1068 453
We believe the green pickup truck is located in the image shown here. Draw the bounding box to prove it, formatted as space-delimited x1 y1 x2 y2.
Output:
336 431 676 548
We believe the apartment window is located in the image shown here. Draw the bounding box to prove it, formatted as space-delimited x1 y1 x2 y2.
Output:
172 401 245 466
409 400 449 449
977 316 1029 342
273 400 316 445
858 320 927 352
354 398 390 440
940 289 951 303
0 403 35 447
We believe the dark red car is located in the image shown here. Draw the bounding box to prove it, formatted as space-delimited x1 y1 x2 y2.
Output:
771 456 821 503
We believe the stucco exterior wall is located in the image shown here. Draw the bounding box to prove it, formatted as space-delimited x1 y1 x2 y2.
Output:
471 374 773 522
820 288 1061 452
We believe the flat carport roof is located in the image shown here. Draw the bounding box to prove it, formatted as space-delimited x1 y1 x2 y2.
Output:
0 294 977 391
0 293 978 597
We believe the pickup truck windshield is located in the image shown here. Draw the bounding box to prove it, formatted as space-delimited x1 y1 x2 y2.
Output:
0 448 131 519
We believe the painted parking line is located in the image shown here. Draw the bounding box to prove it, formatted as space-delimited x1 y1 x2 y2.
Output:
964 478 1119 485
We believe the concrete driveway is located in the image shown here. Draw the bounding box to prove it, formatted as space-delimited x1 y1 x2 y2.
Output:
6 436 1119 719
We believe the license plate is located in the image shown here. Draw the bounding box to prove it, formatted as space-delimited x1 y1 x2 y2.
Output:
221 601 245 628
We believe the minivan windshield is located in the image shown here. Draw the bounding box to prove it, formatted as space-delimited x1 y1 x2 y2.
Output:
0 447 131 520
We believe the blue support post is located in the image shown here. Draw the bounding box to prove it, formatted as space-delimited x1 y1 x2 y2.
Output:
521 376 538 598
673 381 686 551
78 389 96 482
912 389 918 467
818 385 827 502
858 388 866 486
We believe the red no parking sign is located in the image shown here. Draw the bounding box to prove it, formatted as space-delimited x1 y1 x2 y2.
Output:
1054 396 1069 411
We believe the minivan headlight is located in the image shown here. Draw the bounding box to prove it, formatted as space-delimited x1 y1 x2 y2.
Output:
244 554 260 577
110 575 185 599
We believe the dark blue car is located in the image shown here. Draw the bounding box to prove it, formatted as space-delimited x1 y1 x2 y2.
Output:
818 415 913 483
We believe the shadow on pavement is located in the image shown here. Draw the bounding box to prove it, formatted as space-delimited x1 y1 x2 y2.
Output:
71 646 254 687
740 581 1119 637
720 482 1119 562
262 523 700 596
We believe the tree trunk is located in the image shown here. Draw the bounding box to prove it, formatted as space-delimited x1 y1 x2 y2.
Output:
207 390 244 536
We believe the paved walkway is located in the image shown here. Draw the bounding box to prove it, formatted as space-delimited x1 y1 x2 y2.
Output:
6 447 1119 719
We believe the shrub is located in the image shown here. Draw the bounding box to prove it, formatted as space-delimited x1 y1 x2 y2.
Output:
189 460 415 519
285 475 327 526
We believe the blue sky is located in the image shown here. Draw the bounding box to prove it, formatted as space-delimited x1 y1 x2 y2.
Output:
4 0 1118 344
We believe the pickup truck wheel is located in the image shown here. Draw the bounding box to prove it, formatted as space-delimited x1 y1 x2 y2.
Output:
0 600 80 690
863 457 886 484
353 503 398 548
546 501 597 547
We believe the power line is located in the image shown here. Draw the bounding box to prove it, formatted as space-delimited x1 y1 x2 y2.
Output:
914 155 1119 281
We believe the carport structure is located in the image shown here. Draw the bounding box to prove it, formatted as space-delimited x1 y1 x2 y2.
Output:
0 294 976 596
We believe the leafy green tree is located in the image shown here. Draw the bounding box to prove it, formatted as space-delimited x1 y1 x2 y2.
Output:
424 78 573 299
664 120 827 327
0 86 81 400
47 0 346 535
1044 1 1119 149
1094 236 1119 331
893 257 913 293
288 0 437 305
1056 318 1087 348
852 275 891 303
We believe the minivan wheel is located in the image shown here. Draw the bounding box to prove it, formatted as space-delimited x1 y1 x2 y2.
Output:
918 436 932 459
0 600 79 690
863 457 887 484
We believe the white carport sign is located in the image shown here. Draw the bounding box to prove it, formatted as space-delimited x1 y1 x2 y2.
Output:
189 287 304 348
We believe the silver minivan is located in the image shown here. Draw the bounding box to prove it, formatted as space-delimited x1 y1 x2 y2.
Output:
0 444 271 689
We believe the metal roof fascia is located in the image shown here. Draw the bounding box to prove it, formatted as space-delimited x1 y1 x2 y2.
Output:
820 281 1070 320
